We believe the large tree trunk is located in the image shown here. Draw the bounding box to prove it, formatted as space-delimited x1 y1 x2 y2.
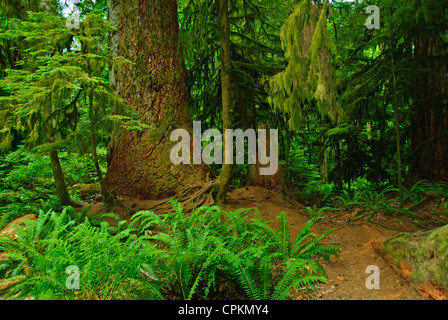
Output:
105 0 209 200
411 0 448 181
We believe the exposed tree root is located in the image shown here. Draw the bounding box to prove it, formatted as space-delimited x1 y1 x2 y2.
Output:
146 180 220 214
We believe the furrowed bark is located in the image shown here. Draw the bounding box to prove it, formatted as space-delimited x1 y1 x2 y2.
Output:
105 0 209 200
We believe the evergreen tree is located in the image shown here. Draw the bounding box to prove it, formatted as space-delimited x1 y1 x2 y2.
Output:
0 9 134 206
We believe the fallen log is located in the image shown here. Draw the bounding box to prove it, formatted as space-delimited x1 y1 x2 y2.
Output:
374 225 448 300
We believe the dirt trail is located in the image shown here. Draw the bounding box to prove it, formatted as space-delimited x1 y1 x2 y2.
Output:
224 186 426 300
84 185 445 300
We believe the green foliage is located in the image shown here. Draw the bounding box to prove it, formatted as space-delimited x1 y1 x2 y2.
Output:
335 185 397 213
0 149 57 229
0 202 338 300
332 180 448 218
0 8 149 205
0 10 141 151
130 201 338 300
0 0 446 301
0 207 161 300
179 0 291 187
269 0 340 132
0 147 107 230
223 210 338 300
131 204 228 300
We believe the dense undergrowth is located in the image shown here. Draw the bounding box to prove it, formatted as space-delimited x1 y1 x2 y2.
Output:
285 154 448 218
0 147 107 230
1 147 447 300
0 202 339 300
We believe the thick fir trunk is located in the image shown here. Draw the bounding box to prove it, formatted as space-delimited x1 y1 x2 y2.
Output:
105 0 209 200
216 0 233 204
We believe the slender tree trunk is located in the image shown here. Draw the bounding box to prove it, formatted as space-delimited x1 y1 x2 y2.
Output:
49 146 72 207
46 106 73 207
88 88 113 204
391 54 404 209
216 0 233 204
390 13 404 207
281 131 291 195
48 94 72 207
319 135 329 184
334 140 343 190
105 0 209 200
40 0 73 207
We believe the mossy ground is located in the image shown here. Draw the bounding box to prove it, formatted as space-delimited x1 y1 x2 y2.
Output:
384 225 448 291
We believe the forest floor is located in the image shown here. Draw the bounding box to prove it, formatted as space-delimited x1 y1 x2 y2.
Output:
81 186 448 300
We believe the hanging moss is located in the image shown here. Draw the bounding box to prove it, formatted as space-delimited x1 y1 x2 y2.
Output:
269 0 340 132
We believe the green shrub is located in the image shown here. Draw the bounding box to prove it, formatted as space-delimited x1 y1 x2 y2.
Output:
226 211 339 300
0 147 107 230
133 201 339 300
0 202 339 300
0 208 161 300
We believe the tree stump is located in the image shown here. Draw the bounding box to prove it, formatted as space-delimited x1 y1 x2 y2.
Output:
246 124 283 190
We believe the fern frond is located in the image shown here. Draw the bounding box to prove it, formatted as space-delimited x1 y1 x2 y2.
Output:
259 257 273 300
225 252 260 300
277 212 291 257
270 258 308 300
